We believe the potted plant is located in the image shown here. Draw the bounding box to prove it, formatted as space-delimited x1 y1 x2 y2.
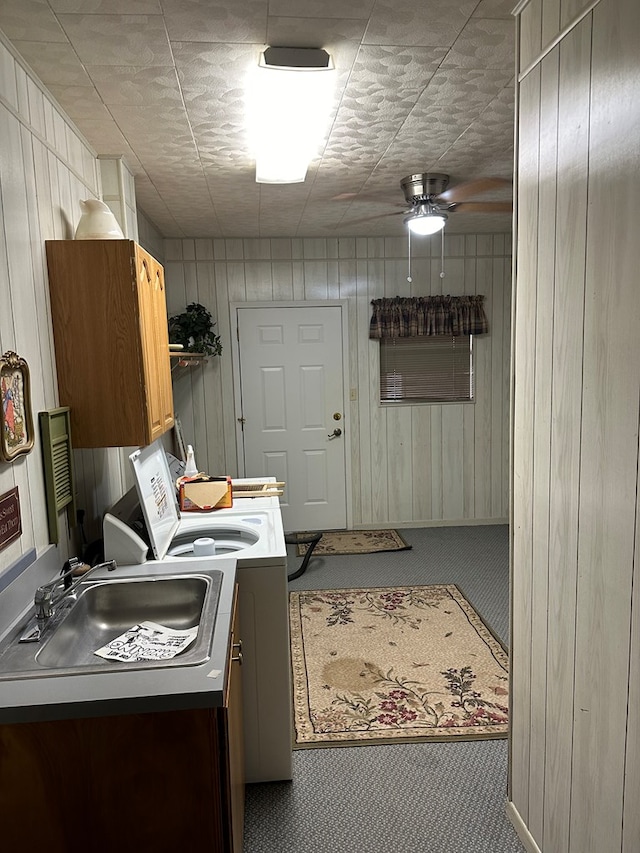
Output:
168 302 222 357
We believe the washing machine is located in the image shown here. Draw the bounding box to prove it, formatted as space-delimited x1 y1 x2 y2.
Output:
102 440 292 783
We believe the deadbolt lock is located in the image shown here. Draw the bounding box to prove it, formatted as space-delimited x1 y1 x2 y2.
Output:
333 412 342 421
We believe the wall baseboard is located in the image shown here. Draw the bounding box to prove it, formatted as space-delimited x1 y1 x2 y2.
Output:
355 518 508 530
506 801 542 853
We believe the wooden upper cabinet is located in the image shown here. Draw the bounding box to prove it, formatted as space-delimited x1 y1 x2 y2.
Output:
45 240 174 448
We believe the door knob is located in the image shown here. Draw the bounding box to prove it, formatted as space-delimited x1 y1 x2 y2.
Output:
328 428 342 439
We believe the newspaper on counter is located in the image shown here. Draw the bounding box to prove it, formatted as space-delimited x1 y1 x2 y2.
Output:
94 621 198 662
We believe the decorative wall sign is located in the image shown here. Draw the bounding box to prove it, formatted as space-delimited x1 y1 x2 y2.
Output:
0 351 35 462
0 486 22 552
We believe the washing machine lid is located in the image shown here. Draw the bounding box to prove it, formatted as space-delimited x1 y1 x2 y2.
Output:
129 441 180 560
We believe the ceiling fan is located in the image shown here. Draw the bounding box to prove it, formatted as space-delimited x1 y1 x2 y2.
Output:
334 173 512 234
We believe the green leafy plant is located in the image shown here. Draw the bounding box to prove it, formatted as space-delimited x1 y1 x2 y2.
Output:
168 302 222 357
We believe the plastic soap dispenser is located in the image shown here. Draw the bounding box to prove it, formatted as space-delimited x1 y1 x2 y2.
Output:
184 445 198 478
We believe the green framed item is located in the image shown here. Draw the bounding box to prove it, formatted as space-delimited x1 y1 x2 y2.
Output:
39 407 76 545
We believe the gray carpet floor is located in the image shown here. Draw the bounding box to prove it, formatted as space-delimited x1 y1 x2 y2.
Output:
243 524 525 853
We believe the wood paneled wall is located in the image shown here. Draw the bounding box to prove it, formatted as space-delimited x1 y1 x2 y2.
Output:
510 0 640 851
164 233 511 528
0 33 129 576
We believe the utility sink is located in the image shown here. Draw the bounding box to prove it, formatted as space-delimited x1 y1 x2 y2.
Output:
0 572 223 680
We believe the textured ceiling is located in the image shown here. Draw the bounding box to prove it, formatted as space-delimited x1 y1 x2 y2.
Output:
0 0 516 238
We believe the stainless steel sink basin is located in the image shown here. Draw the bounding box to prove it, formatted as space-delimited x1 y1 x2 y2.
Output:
0 572 222 679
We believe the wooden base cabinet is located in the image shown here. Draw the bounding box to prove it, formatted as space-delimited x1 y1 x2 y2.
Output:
45 240 174 448
0 601 244 853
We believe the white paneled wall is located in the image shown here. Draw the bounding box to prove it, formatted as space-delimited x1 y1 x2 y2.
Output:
164 233 511 528
509 0 640 851
99 156 139 245
137 208 165 265
0 33 128 576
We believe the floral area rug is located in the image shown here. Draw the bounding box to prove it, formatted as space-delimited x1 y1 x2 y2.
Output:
295 529 411 556
289 585 509 747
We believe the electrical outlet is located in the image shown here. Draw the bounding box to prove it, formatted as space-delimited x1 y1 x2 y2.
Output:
350 388 357 401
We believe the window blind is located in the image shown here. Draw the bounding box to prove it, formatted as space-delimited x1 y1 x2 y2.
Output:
380 335 473 403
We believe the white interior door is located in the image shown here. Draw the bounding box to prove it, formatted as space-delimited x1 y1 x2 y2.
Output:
236 304 347 532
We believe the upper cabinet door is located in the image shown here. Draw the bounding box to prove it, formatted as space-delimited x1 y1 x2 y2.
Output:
135 246 174 442
46 239 174 448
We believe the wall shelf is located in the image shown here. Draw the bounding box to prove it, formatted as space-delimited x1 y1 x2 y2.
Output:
170 352 207 371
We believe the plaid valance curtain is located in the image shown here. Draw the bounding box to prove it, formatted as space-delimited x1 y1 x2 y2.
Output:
369 295 489 339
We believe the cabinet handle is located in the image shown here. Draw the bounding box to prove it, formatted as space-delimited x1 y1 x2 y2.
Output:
232 640 243 664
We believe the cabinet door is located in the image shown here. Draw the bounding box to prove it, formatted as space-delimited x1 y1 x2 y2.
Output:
46 239 147 447
135 246 174 441
225 588 245 853
0 709 224 852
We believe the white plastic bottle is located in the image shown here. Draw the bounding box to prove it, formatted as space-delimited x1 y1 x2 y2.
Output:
184 445 198 477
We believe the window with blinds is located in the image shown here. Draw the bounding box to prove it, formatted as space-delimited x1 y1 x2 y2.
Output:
379 335 473 403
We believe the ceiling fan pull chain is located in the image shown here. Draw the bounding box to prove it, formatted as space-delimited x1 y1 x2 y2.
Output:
407 229 412 283
440 228 446 279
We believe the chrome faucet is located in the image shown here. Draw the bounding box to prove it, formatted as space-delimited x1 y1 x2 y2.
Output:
22 557 117 642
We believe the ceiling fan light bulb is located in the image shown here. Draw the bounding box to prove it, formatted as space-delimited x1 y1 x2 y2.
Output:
405 212 446 236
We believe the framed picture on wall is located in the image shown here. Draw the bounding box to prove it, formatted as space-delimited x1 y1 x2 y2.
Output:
1 351 35 463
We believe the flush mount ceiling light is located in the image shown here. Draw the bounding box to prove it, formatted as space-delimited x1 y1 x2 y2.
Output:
403 203 448 235
246 47 336 184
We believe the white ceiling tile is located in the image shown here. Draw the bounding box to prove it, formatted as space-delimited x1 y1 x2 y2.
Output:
107 103 194 138
346 44 448 90
11 40 93 86
266 16 367 48
135 175 186 235
74 115 136 148
47 83 105 119
268 0 375 19
0 0 67 42
163 0 267 43
87 66 183 107
173 41 259 91
49 1 161 11
472 0 515 18
55 14 173 65
364 0 478 47
434 86 514 179
442 18 515 69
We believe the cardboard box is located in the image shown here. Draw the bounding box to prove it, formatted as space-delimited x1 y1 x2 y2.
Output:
179 476 232 512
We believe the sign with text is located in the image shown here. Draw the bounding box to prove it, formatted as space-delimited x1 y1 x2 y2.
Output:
0 486 21 552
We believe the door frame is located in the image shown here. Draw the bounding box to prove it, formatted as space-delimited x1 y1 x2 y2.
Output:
230 300 353 529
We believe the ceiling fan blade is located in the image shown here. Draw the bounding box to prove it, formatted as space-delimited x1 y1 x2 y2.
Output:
333 210 405 228
451 201 513 213
437 177 511 204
